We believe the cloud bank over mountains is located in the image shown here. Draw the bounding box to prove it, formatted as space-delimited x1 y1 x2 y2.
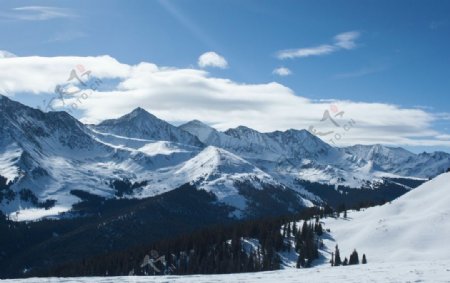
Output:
0 52 448 148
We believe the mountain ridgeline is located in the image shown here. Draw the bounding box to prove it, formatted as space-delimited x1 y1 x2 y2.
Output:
1 94 448 220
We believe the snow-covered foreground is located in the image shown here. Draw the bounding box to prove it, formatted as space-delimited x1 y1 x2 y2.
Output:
4 174 450 282
322 172 450 262
3 261 450 283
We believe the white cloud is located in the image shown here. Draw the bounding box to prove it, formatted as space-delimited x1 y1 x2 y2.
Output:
436 134 450 140
334 31 360 49
277 45 336 59
0 53 449 148
0 50 16 58
277 31 360 59
0 55 130 94
272 67 292 76
198 51 228 69
1 6 74 21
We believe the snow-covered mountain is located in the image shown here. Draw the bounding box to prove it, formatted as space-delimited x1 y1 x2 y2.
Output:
1 95 450 220
181 121 339 162
323 172 450 262
344 144 416 173
180 120 366 189
0 95 141 217
178 120 226 145
0 96 312 219
181 120 450 188
180 121 376 188
133 145 313 217
344 144 450 178
94 107 203 147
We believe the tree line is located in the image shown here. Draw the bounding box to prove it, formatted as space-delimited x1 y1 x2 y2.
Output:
35 207 327 277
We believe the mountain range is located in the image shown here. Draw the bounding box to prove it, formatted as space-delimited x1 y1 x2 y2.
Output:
1 94 449 220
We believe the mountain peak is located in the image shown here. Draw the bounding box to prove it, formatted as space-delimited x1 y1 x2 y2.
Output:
126 107 156 119
224 125 263 138
283 128 315 138
349 144 414 156
179 120 218 143
131 106 147 113
179 145 265 178
95 108 203 146
234 125 259 132
181 119 212 129
98 107 159 127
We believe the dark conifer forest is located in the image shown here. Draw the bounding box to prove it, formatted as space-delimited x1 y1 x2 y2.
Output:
0 182 368 279
33 207 327 277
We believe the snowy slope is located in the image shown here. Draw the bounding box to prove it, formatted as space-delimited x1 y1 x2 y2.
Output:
0 142 22 182
132 146 313 217
322 172 450 262
4 261 450 282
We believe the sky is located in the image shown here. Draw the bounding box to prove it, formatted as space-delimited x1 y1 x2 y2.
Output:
0 0 449 152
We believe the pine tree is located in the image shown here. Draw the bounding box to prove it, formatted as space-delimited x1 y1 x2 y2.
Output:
362 254 367 264
296 251 305 268
287 222 291 238
301 221 308 240
315 223 323 236
349 249 359 265
341 203 347 218
334 245 342 266
343 257 348 266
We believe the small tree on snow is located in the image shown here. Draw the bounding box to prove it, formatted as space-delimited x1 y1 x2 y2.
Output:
362 254 367 264
343 257 348 266
349 249 359 265
334 245 342 266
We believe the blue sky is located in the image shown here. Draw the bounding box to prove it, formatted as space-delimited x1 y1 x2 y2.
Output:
0 0 449 152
